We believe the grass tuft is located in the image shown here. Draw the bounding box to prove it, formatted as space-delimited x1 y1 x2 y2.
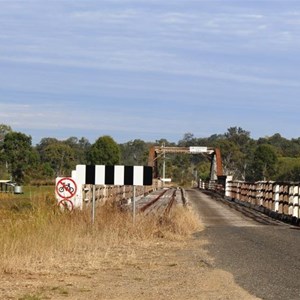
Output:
18 294 42 300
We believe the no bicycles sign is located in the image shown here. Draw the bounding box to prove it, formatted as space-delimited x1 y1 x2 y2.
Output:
56 177 77 199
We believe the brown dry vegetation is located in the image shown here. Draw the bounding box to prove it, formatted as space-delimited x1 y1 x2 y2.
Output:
0 190 259 300
0 190 199 274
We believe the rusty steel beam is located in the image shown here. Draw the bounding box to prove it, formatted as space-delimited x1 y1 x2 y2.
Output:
214 148 223 177
154 146 190 154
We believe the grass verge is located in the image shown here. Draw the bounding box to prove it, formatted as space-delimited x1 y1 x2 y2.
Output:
0 190 201 274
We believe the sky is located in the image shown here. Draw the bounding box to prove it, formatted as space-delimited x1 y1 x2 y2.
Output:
1 0 300 145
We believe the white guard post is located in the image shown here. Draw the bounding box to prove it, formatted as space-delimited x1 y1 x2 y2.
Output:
71 170 83 209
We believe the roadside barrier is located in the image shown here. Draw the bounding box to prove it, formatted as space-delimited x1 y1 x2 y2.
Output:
225 181 300 224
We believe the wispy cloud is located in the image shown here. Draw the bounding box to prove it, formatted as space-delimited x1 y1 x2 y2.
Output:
1 1 300 142
1 3 299 82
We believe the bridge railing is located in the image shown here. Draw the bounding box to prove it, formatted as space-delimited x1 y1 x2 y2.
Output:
82 179 160 206
225 180 300 222
199 178 226 195
199 178 300 223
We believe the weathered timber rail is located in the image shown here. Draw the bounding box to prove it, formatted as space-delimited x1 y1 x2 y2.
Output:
136 187 185 217
163 189 177 216
82 179 160 206
223 181 300 225
140 189 168 212
82 183 187 218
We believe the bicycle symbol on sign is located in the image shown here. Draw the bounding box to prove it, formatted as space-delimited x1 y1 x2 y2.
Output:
59 183 74 193
56 178 77 200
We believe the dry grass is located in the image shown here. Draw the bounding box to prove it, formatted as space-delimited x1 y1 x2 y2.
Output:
0 191 201 274
0 192 259 300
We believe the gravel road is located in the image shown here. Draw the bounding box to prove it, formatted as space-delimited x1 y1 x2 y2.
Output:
187 188 300 300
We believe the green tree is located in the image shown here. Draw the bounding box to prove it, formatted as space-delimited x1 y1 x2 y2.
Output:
171 153 192 185
3 131 35 183
37 136 90 177
277 165 300 182
42 142 76 176
215 139 244 178
88 135 120 165
119 139 148 165
276 157 300 181
178 133 197 147
155 138 176 147
247 144 278 181
0 124 12 143
219 127 256 180
65 136 91 164
196 161 211 180
225 126 251 150
0 124 13 178
258 133 300 157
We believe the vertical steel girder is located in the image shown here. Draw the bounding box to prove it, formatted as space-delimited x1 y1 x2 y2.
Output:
210 148 223 180
148 146 158 178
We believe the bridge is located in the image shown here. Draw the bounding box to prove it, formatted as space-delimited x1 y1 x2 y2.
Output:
148 145 300 224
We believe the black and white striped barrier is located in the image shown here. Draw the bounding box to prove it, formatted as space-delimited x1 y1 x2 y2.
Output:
75 165 153 186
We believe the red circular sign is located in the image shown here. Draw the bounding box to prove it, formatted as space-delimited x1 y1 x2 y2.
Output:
58 199 74 212
56 177 77 199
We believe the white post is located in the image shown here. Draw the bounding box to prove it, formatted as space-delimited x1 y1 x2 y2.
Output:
293 185 299 218
92 185 96 224
225 176 233 198
133 185 136 223
274 184 280 212
289 185 294 216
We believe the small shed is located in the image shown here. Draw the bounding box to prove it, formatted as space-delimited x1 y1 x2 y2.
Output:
0 180 16 193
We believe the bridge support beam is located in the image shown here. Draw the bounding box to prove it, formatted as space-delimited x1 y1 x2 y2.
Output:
148 146 223 180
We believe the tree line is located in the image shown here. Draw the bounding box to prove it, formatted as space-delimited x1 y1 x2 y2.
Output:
1 124 300 184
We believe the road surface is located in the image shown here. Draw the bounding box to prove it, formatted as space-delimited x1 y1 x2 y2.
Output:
187 188 300 300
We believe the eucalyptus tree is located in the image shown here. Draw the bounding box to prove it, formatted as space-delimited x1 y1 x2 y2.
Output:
65 136 91 164
221 127 255 180
3 131 36 183
37 137 76 177
88 135 120 165
119 139 148 165
0 124 12 178
246 144 278 181
0 124 12 143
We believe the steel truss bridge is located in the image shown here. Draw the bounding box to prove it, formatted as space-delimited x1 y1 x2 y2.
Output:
148 145 223 181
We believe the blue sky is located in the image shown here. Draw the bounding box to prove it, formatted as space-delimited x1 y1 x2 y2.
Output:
1 0 300 145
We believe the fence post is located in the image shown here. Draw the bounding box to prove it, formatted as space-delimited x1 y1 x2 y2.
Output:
91 185 96 224
289 185 294 216
283 184 289 215
274 184 280 212
293 185 299 219
225 179 232 198
132 186 136 223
